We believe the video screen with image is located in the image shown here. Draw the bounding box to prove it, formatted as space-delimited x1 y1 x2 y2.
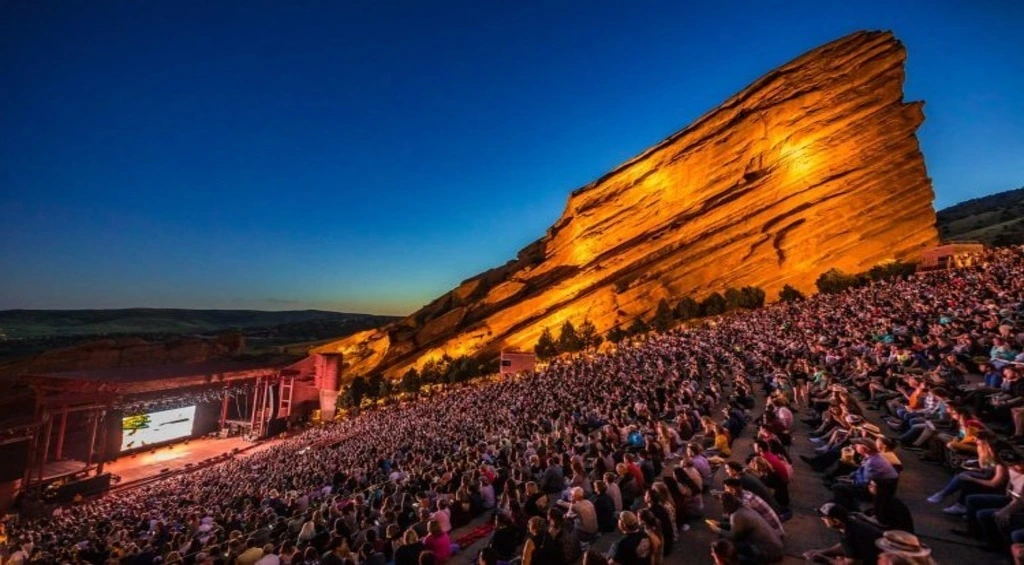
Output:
120 405 197 452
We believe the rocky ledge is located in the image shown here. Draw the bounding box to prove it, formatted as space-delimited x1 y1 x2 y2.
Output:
316 30 938 378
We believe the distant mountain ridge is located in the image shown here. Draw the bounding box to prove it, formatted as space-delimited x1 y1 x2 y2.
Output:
0 308 398 339
938 186 1024 245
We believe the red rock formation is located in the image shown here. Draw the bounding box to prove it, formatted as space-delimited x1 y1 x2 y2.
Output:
316 30 938 378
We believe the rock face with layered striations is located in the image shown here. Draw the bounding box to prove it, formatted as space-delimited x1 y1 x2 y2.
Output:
316 30 938 378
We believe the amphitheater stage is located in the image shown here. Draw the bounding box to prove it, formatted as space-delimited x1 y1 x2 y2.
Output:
105 435 278 486
38 435 265 486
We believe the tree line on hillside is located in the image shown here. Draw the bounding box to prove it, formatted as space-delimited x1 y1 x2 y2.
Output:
534 285 773 360
338 353 497 409
813 260 916 294
534 319 604 361
336 260 919 408
535 260 918 360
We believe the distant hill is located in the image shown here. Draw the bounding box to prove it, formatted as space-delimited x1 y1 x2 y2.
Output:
0 308 399 340
938 186 1024 245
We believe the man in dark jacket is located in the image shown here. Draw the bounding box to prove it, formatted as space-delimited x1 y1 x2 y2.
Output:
538 456 566 495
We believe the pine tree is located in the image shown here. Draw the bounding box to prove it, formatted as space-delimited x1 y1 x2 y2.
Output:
558 320 582 354
366 373 385 399
652 298 676 331
740 286 766 309
701 292 727 316
778 284 804 302
399 368 421 393
578 318 602 352
377 377 393 398
627 317 650 336
606 326 627 344
534 327 558 360
420 359 442 385
724 287 744 311
675 297 701 320
341 375 369 408
816 268 863 294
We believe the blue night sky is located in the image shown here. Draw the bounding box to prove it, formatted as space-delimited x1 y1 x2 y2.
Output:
2 1 1023 315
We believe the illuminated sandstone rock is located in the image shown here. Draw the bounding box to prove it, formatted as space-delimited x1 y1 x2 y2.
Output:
316 30 938 377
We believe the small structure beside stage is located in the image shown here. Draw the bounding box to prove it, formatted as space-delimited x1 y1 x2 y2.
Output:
499 350 536 376
919 242 986 270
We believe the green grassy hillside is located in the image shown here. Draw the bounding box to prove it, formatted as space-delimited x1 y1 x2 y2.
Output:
938 186 1024 245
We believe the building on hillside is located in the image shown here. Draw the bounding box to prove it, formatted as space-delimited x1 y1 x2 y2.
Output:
919 242 986 270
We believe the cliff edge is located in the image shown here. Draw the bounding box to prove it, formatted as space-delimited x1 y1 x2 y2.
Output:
316 30 938 378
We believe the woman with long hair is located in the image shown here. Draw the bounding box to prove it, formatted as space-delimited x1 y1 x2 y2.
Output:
521 516 556 565
671 466 704 520
927 432 1010 515
639 509 664 565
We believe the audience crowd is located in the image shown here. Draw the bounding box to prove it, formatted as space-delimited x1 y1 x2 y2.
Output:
5 246 1024 564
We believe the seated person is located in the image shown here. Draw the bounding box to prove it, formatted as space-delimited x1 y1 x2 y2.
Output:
955 453 1024 549
706 492 784 563
927 433 1012 515
802 503 885 564
862 479 914 533
831 441 898 511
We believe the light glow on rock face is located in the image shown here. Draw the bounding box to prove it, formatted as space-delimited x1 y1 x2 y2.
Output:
313 31 939 381
780 141 817 181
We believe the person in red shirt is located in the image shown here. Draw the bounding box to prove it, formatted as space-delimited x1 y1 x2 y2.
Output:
754 439 791 508
625 453 647 490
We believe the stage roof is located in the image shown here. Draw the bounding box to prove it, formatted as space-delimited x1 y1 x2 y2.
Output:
23 356 299 397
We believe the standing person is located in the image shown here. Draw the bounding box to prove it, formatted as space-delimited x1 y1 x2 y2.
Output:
617 463 642 510
549 507 581 564
772 397 794 431
431 500 453 535
479 478 496 510
539 456 566 496
671 466 705 521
